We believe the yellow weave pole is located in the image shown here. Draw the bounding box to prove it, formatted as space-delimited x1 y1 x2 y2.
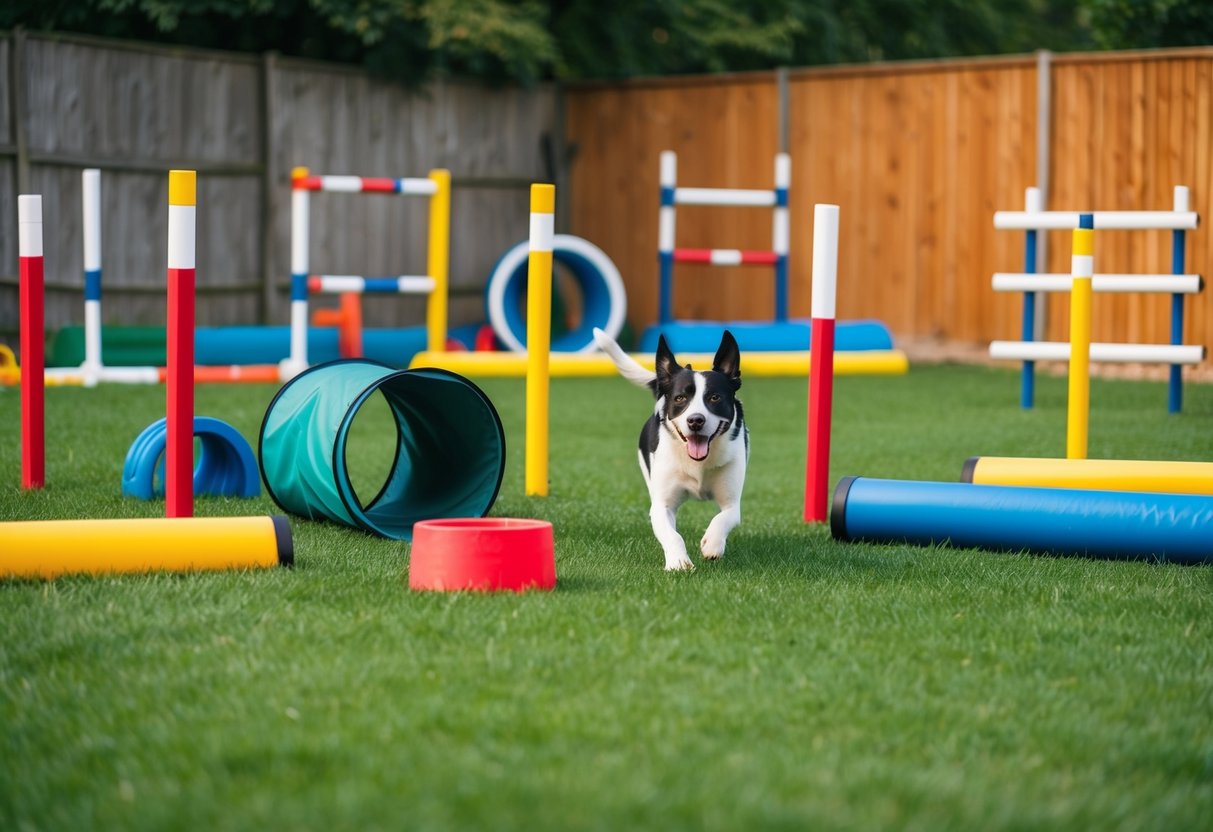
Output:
0 516 293 580
426 169 452 354
525 184 555 497
1067 215 1094 460
964 456 1213 496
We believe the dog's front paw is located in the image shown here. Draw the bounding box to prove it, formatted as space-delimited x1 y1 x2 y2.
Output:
664 553 695 571
700 531 727 561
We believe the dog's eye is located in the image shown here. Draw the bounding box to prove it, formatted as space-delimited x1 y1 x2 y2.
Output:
673 394 687 403
708 394 721 403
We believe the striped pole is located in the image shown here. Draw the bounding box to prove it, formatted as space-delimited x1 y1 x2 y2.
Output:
804 204 839 523
1169 185 1188 414
1020 187 1042 409
167 170 196 517
426 169 451 353
658 151 677 324
1066 214 1094 460
773 153 791 322
19 195 45 490
82 169 103 382
285 166 311 377
525 184 555 497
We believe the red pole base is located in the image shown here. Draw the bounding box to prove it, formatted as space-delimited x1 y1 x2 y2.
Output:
804 317 836 523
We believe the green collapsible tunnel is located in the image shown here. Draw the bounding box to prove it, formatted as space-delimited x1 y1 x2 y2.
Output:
259 360 506 540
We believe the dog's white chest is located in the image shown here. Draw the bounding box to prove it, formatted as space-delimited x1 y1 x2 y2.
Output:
650 440 740 503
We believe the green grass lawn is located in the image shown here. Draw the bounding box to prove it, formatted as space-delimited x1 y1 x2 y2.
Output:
1 363 1211 830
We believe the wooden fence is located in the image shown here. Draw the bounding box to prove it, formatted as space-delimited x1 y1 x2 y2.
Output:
0 29 559 338
2 30 1210 362
565 48 1213 354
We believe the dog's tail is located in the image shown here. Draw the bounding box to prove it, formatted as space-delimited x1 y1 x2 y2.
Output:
593 327 656 391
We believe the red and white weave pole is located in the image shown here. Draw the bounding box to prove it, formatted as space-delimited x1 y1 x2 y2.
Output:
166 171 196 518
19 195 45 490
804 204 840 523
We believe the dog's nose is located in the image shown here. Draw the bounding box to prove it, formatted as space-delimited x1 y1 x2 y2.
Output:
686 414 706 432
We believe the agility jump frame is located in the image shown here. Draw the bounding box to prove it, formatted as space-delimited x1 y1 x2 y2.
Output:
41 169 161 385
658 150 790 325
286 167 451 375
990 186 1202 412
43 169 280 385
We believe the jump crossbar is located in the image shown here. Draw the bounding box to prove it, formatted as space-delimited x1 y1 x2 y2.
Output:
992 273 1203 294
994 211 1198 231
307 276 436 294
674 249 778 266
990 340 1205 364
292 175 438 196
673 188 777 207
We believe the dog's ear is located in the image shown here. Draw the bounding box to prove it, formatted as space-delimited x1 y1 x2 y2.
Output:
655 334 679 392
713 330 742 389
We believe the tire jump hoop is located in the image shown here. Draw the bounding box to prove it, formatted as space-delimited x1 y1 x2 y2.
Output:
486 234 626 353
122 416 261 500
258 359 506 540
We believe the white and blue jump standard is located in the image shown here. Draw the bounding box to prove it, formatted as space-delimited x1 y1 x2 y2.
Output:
990 186 1203 412
82 168 102 378
644 150 897 355
41 168 163 385
657 150 791 325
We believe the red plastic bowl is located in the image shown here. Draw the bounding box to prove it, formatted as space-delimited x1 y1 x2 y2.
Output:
409 518 555 592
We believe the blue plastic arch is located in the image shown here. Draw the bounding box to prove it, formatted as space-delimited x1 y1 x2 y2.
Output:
122 416 261 500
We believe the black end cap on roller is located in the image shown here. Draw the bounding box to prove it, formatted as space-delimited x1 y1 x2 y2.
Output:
830 477 857 541
960 456 979 483
271 515 295 567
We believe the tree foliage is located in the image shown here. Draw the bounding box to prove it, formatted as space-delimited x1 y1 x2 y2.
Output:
1 0 1207 86
1078 0 1213 50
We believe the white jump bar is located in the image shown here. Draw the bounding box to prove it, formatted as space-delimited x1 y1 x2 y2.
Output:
315 176 438 195
44 366 162 384
994 211 1198 231
310 275 435 294
990 341 1206 364
992 273 1203 294
674 187 777 207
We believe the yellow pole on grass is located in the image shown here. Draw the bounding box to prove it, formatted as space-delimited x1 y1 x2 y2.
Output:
426 169 451 353
525 184 555 496
1067 214 1094 460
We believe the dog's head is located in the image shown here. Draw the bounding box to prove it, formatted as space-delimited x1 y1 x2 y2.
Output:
654 331 742 462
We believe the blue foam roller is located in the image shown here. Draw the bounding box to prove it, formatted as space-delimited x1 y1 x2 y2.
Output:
195 324 477 369
195 326 341 366
360 327 429 365
830 476 1213 564
123 416 261 500
638 319 894 354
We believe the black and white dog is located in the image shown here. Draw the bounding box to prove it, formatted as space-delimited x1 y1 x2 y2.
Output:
593 327 749 570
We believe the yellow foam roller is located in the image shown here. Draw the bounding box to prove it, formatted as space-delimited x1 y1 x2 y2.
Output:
962 457 1213 496
0 515 293 580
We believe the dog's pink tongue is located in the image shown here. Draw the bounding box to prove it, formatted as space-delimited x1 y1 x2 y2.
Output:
687 434 710 460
